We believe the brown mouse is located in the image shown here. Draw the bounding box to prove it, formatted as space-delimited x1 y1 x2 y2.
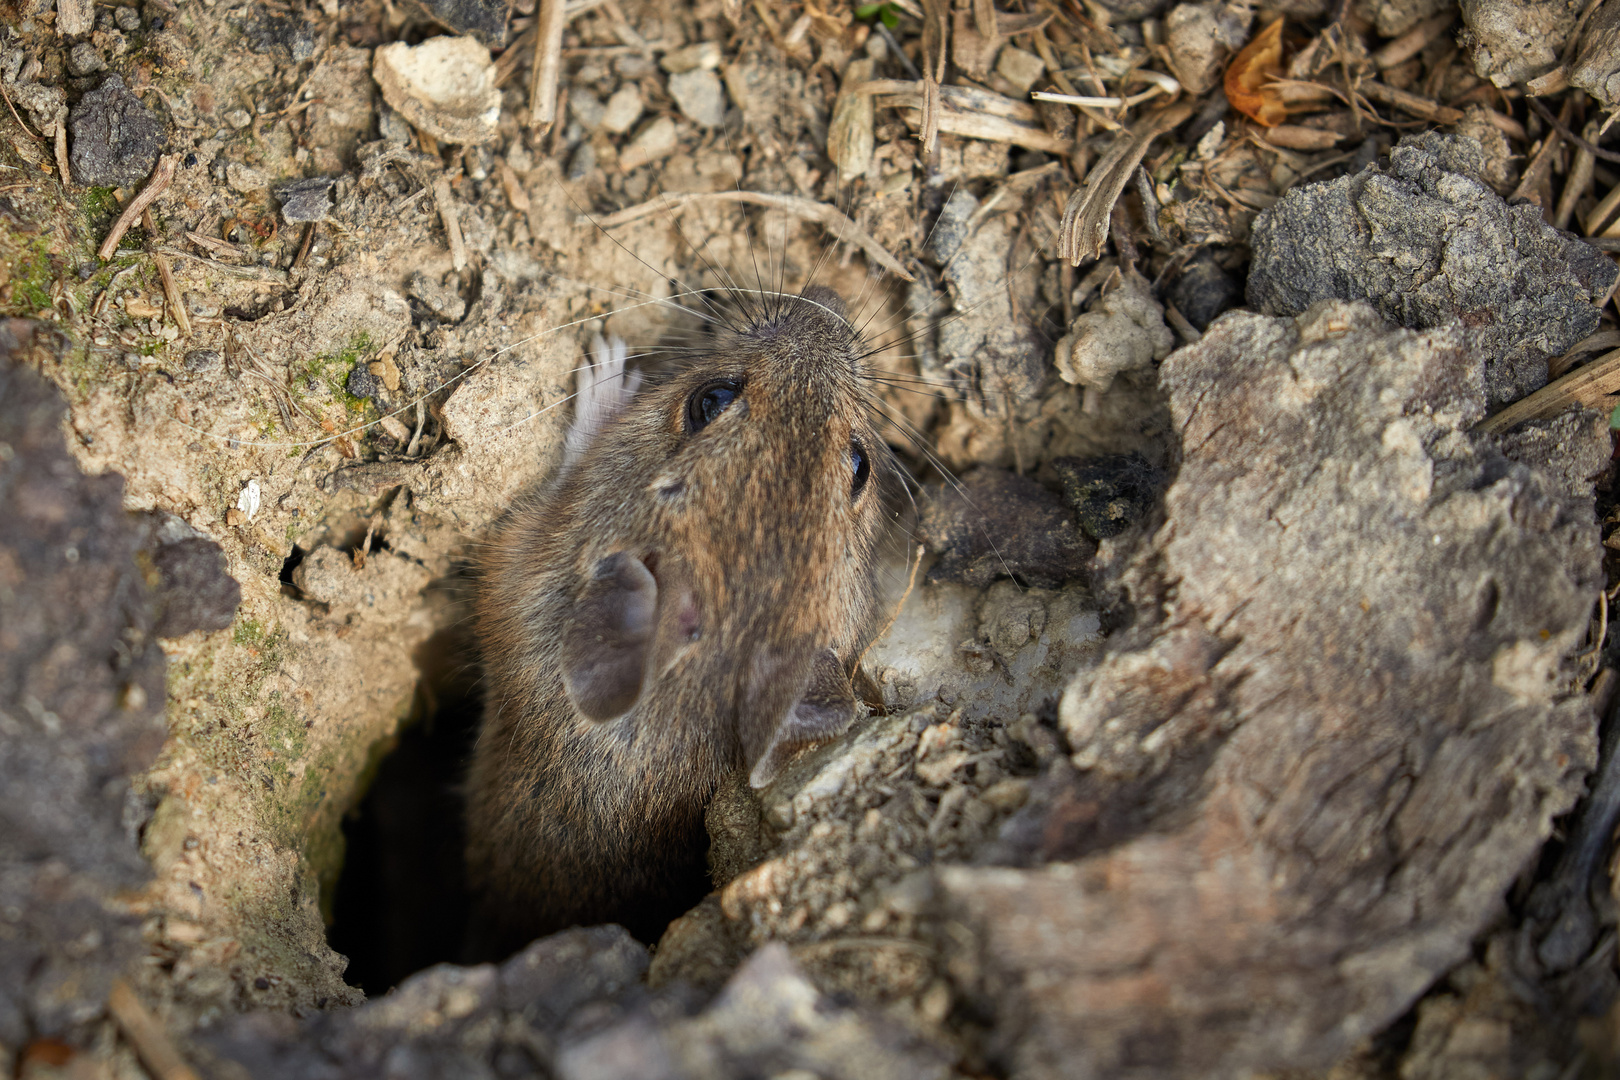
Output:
464 285 891 952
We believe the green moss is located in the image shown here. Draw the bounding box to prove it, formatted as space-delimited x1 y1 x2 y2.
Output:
4 237 56 316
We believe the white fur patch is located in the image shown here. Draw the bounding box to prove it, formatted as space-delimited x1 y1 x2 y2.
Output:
565 334 642 466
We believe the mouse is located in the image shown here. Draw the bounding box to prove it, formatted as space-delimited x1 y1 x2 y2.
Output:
463 284 892 953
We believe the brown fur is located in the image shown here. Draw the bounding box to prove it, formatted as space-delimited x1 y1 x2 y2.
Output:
465 288 889 953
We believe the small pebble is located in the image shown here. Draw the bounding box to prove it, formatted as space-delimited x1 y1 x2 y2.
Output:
619 116 677 172
67 43 107 76
224 107 253 130
184 349 222 373
114 6 141 31
667 69 725 128
599 84 643 135
660 41 721 74
568 89 606 131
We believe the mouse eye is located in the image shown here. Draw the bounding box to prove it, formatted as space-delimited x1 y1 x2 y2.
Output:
850 440 870 498
685 379 742 434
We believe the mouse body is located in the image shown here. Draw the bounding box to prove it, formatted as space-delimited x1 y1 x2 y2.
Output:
464 286 890 952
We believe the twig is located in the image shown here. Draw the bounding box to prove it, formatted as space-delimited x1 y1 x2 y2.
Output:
292 221 316 270
1031 68 1179 110
593 190 914 281
1372 10 1455 69
1474 347 1620 434
98 154 178 260
1358 79 1462 124
53 124 70 187
528 0 569 130
0 77 44 143
1528 96 1620 165
107 980 204 1080
433 176 467 272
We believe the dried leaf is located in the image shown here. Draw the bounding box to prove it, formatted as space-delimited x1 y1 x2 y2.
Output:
1225 19 1287 127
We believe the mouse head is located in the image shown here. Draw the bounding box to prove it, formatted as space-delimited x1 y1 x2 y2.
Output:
558 286 891 785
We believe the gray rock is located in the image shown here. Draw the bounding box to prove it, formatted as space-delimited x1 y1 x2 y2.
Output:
113 5 140 31
183 348 221 373
66 42 106 76
1573 0 1620 114
0 323 169 1045
275 176 337 223
67 75 163 186
959 301 1599 1078
411 0 510 45
667 69 725 128
1247 132 1618 408
918 467 1095 588
1461 0 1581 87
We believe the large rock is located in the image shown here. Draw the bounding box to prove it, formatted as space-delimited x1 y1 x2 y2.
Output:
1247 133 1617 408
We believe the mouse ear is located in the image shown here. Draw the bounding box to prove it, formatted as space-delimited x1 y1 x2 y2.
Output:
561 552 657 722
746 649 857 788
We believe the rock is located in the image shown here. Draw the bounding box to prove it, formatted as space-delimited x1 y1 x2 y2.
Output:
183 348 221 373
1366 0 1452 35
407 271 467 322
600 83 644 134
1052 269 1175 395
668 69 726 128
67 75 163 187
994 45 1046 94
1461 0 1581 87
1163 2 1251 96
959 301 1598 1078
1165 250 1241 330
66 42 106 76
274 176 337 223
148 536 241 638
225 161 269 193
661 41 722 74
1049 454 1165 540
10 82 67 137
569 88 606 130
372 35 502 145
917 468 1095 589
619 116 679 171
113 5 140 31
344 364 381 403
931 190 1047 424
0 322 168 1046
412 0 511 45
1572 0 1620 114
1246 132 1618 408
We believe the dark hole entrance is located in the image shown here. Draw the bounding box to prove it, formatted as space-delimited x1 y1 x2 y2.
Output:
325 627 480 995
322 624 703 993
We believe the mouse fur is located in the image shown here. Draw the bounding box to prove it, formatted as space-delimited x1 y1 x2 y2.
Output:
464 286 890 953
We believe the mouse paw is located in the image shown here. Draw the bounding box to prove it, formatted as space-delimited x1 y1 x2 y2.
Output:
565 334 643 465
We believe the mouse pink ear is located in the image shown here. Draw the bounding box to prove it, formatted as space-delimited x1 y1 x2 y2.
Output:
745 649 857 788
561 552 657 722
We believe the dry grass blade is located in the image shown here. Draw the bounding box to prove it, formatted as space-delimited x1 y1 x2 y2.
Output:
1358 80 1462 124
1057 101 1193 264
107 979 203 1080
1475 348 1620 434
593 191 914 281
864 79 1073 152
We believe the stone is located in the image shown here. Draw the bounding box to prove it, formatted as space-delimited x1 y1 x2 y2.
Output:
66 42 106 76
668 69 726 128
1246 132 1618 408
67 75 163 187
275 176 337 223
372 35 502 145
600 84 644 135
